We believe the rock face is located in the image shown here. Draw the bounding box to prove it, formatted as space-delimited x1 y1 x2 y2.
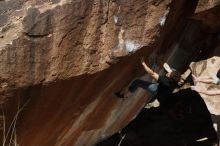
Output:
96 89 218 146
0 0 171 146
190 56 220 115
196 0 220 13
0 0 219 146
190 56 220 143
0 0 170 93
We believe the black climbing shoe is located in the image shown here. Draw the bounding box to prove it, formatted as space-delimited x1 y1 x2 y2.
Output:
115 92 125 99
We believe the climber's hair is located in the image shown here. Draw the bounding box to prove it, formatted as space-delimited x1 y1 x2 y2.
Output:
170 70 181 83
217 69 220 79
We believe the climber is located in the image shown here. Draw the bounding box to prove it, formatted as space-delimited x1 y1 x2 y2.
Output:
191 69 220 95
116 57 181 105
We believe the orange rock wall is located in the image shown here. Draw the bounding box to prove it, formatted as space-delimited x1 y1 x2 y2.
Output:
0 0 220 146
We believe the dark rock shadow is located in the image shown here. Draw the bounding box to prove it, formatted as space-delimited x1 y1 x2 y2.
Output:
211 114 220 144
95 89 218 146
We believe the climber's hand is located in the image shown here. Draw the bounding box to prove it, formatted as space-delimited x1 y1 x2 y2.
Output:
140 57 146 65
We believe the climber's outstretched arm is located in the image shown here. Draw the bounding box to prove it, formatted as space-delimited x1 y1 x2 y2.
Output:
141 57 159 81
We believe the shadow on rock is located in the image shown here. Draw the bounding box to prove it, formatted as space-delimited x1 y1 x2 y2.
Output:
96 89 218 146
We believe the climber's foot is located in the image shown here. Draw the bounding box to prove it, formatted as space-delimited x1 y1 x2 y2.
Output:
115 92 125 99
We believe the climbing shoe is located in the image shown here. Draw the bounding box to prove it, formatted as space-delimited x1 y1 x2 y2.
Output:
115 92 125 99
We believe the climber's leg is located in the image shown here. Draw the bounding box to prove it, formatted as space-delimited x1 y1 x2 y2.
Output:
128 79 152 93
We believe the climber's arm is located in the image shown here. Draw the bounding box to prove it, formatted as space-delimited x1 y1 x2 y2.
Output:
141 58 159 81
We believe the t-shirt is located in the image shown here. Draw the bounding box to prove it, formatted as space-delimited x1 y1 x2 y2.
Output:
157 75 178 104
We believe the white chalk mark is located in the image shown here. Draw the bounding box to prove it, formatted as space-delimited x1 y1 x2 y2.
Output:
160 9 169 26
124 40 140 53
113 16 118 24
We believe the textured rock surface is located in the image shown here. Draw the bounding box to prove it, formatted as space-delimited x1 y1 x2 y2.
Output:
0 0 220 146
190 56 220 143
190 56 220 115
193 4 220 33
0 0 171 146
0 0 170 94
195 0 220 13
